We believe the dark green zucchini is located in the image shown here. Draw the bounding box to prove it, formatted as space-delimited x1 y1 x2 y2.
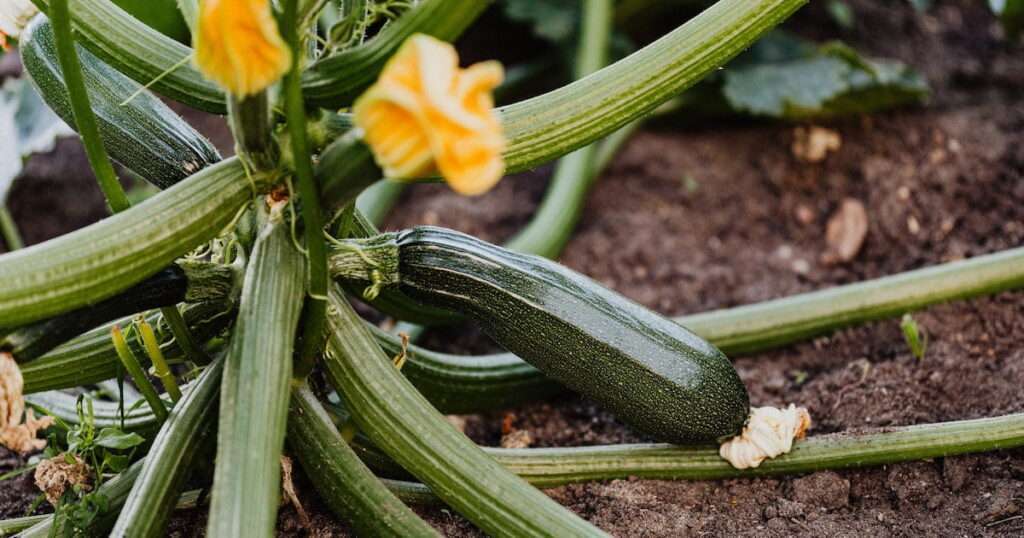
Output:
329 226 750 444
20 17 221 189
1 260 234 362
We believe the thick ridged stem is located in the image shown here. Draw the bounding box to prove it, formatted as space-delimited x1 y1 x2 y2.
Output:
48 0 130 213
505 0 613 258
287 384 439 537
322 288 607 537
228 94 278 173
351 412 1024 487
110 359 222 537
207 209 305 537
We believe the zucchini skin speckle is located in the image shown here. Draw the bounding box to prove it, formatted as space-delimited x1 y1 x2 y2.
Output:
391 226 749 444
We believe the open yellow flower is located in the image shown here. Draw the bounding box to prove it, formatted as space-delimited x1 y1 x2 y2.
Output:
193 0 291 97
353 34 505 196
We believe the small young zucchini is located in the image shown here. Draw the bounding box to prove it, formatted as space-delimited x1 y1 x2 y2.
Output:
330 226 750 444
20 17 221 189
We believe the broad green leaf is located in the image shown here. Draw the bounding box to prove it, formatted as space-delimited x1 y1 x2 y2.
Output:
95 427 146 449
0 77 74 202
720 39 928 120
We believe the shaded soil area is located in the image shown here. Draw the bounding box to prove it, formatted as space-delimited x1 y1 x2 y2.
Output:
3 0 1024 536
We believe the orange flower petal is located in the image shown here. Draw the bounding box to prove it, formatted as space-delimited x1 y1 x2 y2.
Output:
193 0 291 97
353 34 505 196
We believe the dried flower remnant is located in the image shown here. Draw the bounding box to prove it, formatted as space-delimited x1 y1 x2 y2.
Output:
719 404 812 470
0 352 54 454
193 0 291 96
353 34 506 195
0 0 38 49
34 454 92 504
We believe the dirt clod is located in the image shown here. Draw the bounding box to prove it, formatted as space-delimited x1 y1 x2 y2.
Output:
821 198 869 265
791 471 851 510
792 126 842 162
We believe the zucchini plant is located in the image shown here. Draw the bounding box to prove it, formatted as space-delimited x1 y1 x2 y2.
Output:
1 0 1022 535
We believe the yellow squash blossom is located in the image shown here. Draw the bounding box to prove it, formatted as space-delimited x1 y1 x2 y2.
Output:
353 34 506 196
193 0 291 97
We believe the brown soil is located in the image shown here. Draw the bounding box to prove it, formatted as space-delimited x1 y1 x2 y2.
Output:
3 0 1024 536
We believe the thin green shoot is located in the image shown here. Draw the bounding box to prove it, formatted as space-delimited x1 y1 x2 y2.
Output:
110 325 169 422
900 313 928 360
133 316 182 402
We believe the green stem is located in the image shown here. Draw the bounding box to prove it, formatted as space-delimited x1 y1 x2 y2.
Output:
353 412 1024 487
0 206 23 250
500 0 807 172
48 0 131 213
159 304 210 365
111 359 222 538
287 384 438 537
228 94 278 173
283 0 328 380
137 317 182 402
111 324 169 422
505 0 613 259
175 0 198 33
207 208 305 537
679 245 1024 355
355 180 406 227
0 514 48 535
322 288 606 536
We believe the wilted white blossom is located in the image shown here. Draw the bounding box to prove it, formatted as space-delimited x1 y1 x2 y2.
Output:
719 404 812 470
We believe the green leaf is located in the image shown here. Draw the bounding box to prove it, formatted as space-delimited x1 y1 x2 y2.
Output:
102 453 131 473
502 0 579 43
0 77 74 202
721 40 928 119
94 428 145 450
